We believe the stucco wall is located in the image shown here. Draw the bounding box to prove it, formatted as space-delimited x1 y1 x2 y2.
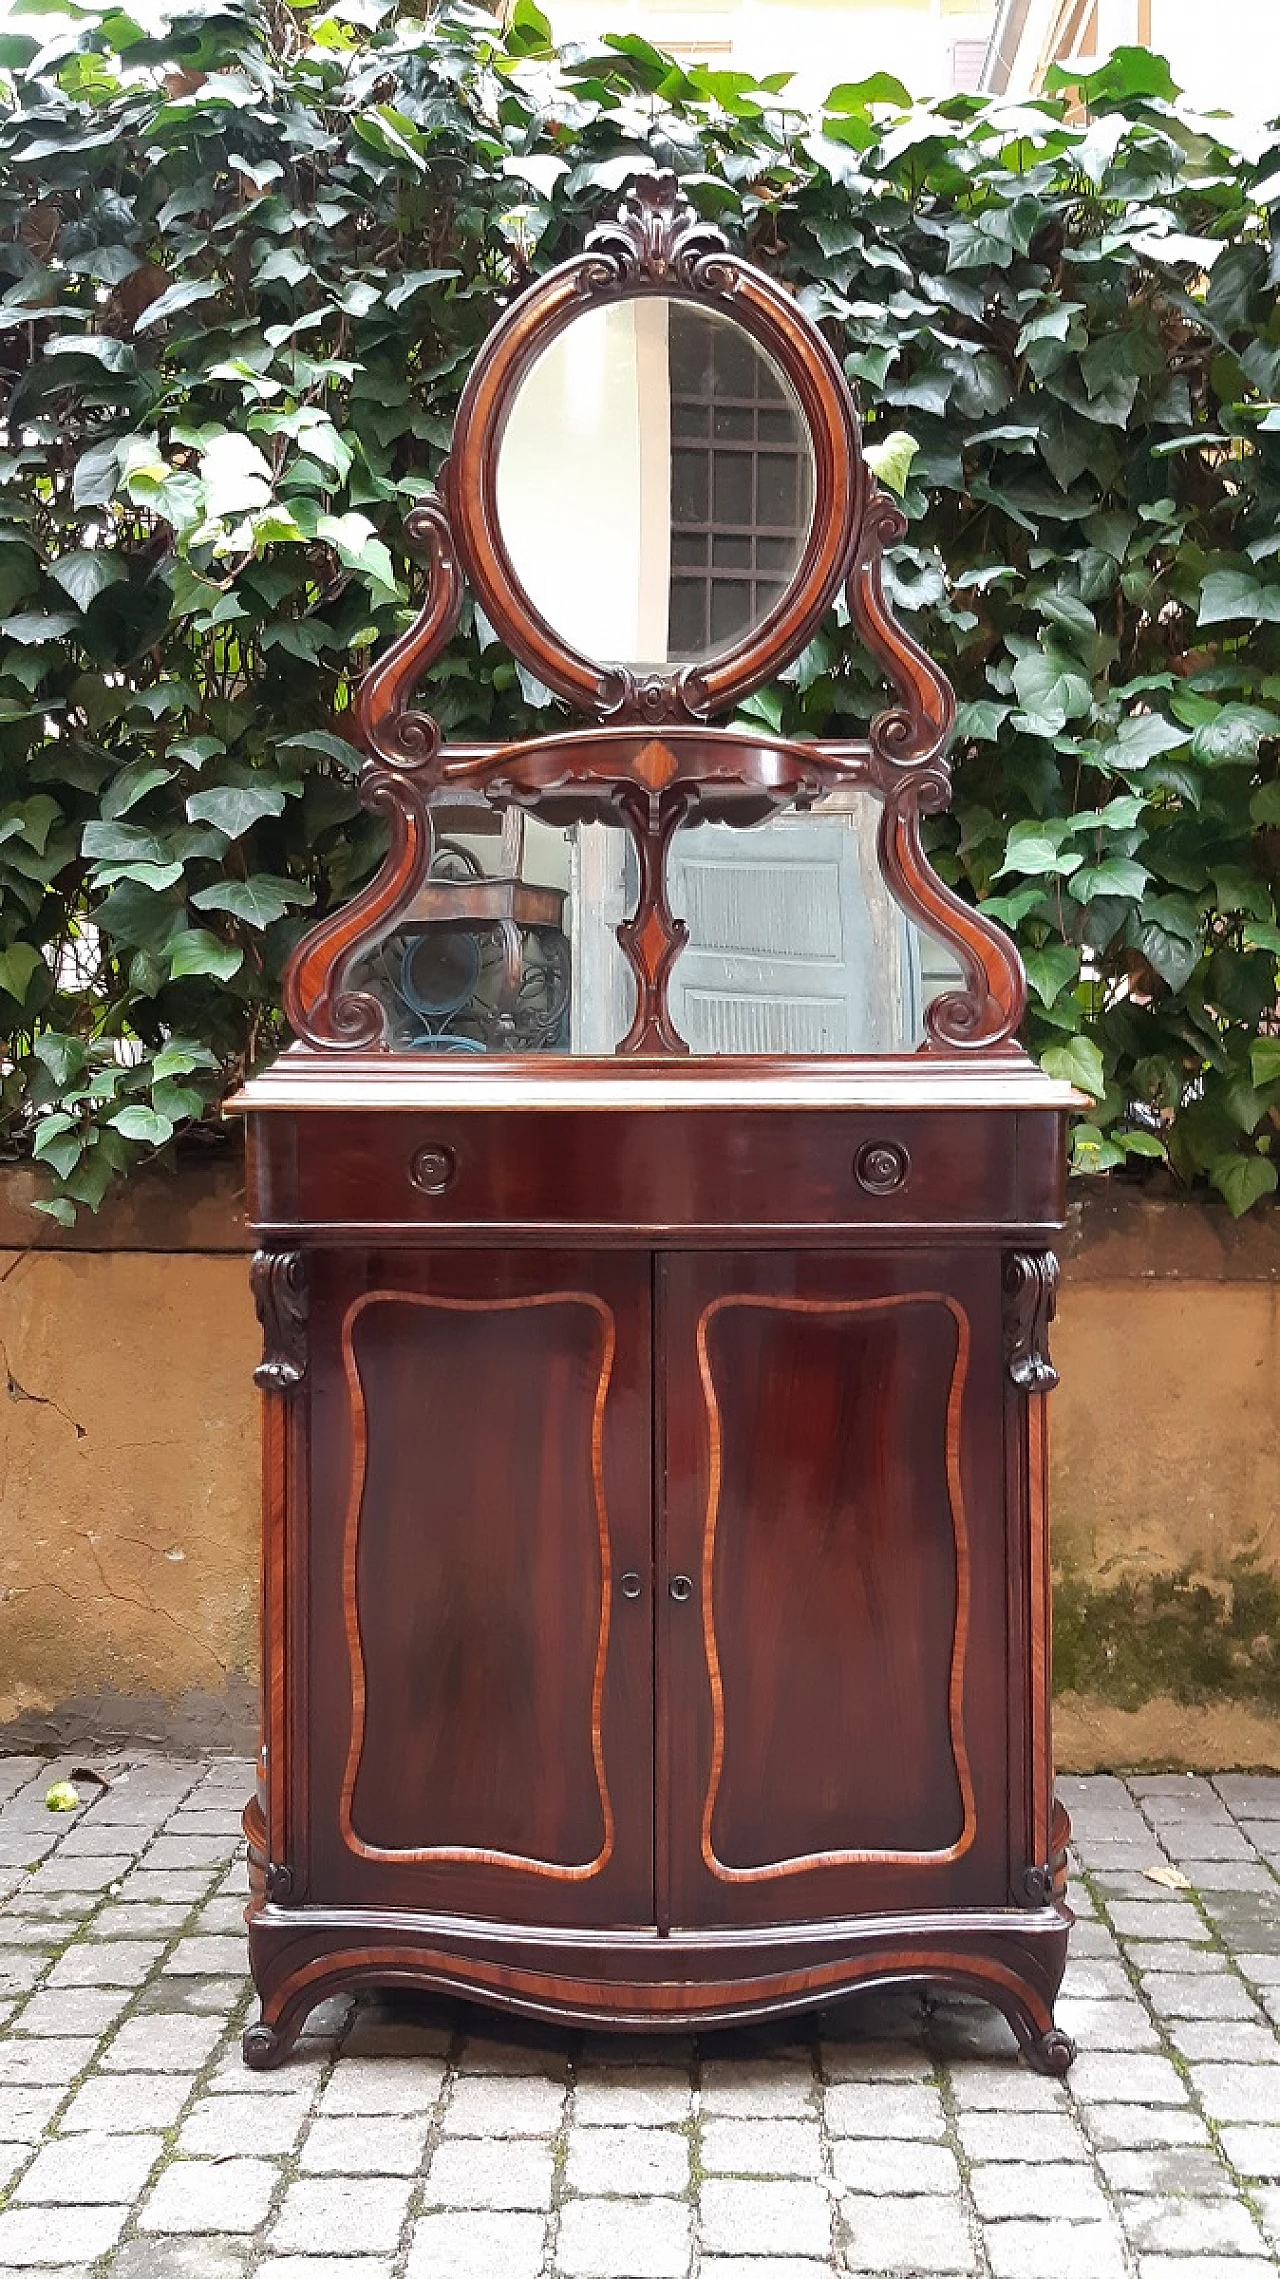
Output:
1 1160 1276 1769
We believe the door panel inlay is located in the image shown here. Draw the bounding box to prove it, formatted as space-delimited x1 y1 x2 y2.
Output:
339 1289 617 1875
695 1292 975 1877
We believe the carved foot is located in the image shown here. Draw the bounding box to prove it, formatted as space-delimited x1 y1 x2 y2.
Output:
241 2019 294 2071
1024 2024 1076 2077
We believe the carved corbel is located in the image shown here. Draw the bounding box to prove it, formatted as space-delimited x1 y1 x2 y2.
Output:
251 1251 308 1392
1003 1251 1060 1392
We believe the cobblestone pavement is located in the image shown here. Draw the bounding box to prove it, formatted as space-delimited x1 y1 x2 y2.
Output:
5 1761 1280 2274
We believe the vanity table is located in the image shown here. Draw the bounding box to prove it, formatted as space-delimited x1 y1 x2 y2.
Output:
231 174 1079 2071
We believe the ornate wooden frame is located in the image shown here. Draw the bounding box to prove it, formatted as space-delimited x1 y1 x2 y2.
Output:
283 170 1026 1060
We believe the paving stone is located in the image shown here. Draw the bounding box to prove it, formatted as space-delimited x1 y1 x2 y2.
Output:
298 2115 426 2175
1136 2260 1274 2278
1188 1862 1280 1893
833 2140 959 2195
843 2192 974 2274
985 2220 1128 2278
558 2195 691 2276
957 2112 1089 2164
24 1856 135 1891
968 2157 1110 2221
701 2116 823 2176
192 1899 251 1937
112 2247 251 2279
0 2142 28 2192
270 2176 414 2255
406 2211 545 2279
99 2010 224 2071
12 1987 131 2038
115 1872 218 1906
948 2067 1066 2111
1127 1940 1229 1975
700 2178 831 2258
1106 1902 1208 1940
207 2046 328 2094
59 2071 195 2132
259 2264 393 2279
1220 2124 1280 2176
143 1836 238 1870
317 2057 446 2117
1119 2194 1266 2251
1054 1997 1161 2049
1101 2145 1233 2195
0 2087 64 2140
1141 1970 1261 2017
15 2131 162 2204
0 2204 128 2263
564 2124 689 2196
1218 1778 1280 1817
1191 2063 1280 2123
0 1952 52 2000
1080 2103 1210 2151
573 2069 693 2127
1058 1958 1135 2000
426 2135 554 2209
0 2038 98 2087
138 2156 279 2234
163 1936 248 1976
84 1906 185 1943
701 2264 831 2279
47 1940 165 1987
1168 2018 1280 2062
1067 2051 1188 2103
700 2059 817 2119
180 2093 312 2157
440 2072 563 2135
819 2040 933 2082
824 2081 945 2138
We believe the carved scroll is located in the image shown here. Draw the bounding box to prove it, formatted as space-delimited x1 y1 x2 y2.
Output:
1003 1252 1060 1392
282 500 462 1049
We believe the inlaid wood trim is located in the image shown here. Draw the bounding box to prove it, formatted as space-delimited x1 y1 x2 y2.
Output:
337 1289 617 1878
694 1291 976 1879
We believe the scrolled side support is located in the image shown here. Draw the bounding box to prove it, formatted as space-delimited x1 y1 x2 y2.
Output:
282 497 463 1049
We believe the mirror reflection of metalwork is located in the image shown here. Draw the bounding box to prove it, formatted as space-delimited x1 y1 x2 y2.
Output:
351 827 570 1054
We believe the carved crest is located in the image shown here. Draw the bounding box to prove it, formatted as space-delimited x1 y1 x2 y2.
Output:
581 170 736 291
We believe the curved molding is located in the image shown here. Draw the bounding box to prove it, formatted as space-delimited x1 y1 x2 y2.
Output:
337 1288 617 1880
282 501 463 1049
694 1290 976 1879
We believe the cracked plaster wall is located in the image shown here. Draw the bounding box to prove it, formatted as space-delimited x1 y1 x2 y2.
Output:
0 1163 1276 1768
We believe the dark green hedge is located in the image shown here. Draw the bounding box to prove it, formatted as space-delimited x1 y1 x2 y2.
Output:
0 1 1278 1218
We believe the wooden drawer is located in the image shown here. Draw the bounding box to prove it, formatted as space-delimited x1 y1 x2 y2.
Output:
252 1106 1059 1237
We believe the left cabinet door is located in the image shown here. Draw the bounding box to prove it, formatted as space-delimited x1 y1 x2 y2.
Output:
301 1247 655 1927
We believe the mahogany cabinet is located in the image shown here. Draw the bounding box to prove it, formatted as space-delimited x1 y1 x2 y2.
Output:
231 172 1079 2070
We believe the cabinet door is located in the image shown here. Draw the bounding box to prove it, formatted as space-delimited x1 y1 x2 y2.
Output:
659 1250 1010 1927
304 1249 654 1926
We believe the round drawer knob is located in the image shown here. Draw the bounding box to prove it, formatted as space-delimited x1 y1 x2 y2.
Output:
619 1572 643 1601
409 1143 457 1197
668 1574 693 1604
853 1139 909 1196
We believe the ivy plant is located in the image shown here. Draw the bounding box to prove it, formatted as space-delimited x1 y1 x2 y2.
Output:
0 1 1277 1218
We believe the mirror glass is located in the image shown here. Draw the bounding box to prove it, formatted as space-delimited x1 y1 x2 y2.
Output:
571 803 963 1056
494 300 815 669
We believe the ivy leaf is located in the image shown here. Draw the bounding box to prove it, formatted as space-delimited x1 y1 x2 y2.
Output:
199 433 274 518
1012 651 1093 731
0 941 44 1002
1251 1038 1280 1087
1110 713 1188 767
1041 1036 1106 1098
864 430 919 498
1191 705 1280 766
1210 1152 1279 1217
1070 857 1151 902
48 552 128 612
1198 570 1280 625
185 784 287 837
0 611 78 645
108 1105 175 1145
191 875 315 928
1022 945 1080 1009
133 277 221 334
167 930 244 981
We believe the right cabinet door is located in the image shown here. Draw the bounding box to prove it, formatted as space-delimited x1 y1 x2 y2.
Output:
659 1249 1013 1928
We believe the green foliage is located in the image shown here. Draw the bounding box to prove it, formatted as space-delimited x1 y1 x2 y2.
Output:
0 3 1278 1212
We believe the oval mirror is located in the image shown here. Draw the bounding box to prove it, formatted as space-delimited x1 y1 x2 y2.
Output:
494 298 816 671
